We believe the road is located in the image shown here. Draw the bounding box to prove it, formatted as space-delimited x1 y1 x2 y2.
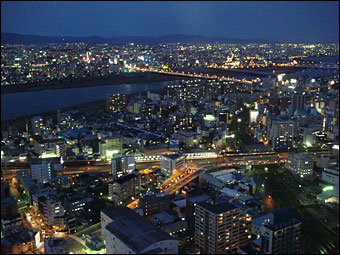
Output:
163 169 202 195
2 150 330 181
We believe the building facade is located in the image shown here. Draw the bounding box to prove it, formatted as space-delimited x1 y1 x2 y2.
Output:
161 153 186 177
287 153 314 177
195 202 252 254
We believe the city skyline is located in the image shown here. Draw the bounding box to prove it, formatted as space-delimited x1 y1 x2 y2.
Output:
1 1 339 43
1 1 339 255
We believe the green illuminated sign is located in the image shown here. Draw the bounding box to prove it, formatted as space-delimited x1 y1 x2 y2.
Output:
322 186 333 192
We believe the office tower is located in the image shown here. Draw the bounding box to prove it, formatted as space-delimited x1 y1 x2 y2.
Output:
261 206 301 254
270 120 293 149
161 153 186 177
31 116 44 135
106 93 126 112
195 201 252 254
101 206 178 254
287 153 314 177
44 237 69 254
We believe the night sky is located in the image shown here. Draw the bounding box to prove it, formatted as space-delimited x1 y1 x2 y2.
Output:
1 1 339 43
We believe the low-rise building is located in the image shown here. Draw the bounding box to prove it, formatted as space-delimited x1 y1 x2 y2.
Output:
287 153 314 177
44 237 69 254
101 206 178 254
139 192 171 216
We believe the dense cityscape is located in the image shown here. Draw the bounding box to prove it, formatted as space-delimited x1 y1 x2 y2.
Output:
1 1 339 255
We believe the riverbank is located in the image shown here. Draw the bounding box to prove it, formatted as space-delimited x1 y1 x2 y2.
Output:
1 72 187 94
1 88 165 130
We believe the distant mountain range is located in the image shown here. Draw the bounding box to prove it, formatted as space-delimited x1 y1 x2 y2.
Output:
1 32 277 45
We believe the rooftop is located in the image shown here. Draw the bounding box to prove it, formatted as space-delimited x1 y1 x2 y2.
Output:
161 153 183 160
103 206 174 253
115 173 139 184
177 130 200 137
197 201 237 215
45 237 68 248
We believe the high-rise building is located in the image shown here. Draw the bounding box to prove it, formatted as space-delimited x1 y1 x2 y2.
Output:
270 120 293 149
261 206 301 254
101 206 178 254
111 154 124 180
31 116 44 135
161 153 186 177
292 91 305 114
194 201 252 254
106 94 127 112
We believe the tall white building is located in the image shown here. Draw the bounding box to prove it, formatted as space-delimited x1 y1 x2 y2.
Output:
31 116 44 135
101 206 178 254
160 153 185 177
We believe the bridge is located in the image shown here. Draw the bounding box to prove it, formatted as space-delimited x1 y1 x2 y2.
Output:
132 67 253 85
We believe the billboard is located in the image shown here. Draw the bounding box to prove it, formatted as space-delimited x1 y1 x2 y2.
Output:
35 230 41 247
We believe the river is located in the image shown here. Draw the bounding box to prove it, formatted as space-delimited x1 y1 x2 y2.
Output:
1 80 180 121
